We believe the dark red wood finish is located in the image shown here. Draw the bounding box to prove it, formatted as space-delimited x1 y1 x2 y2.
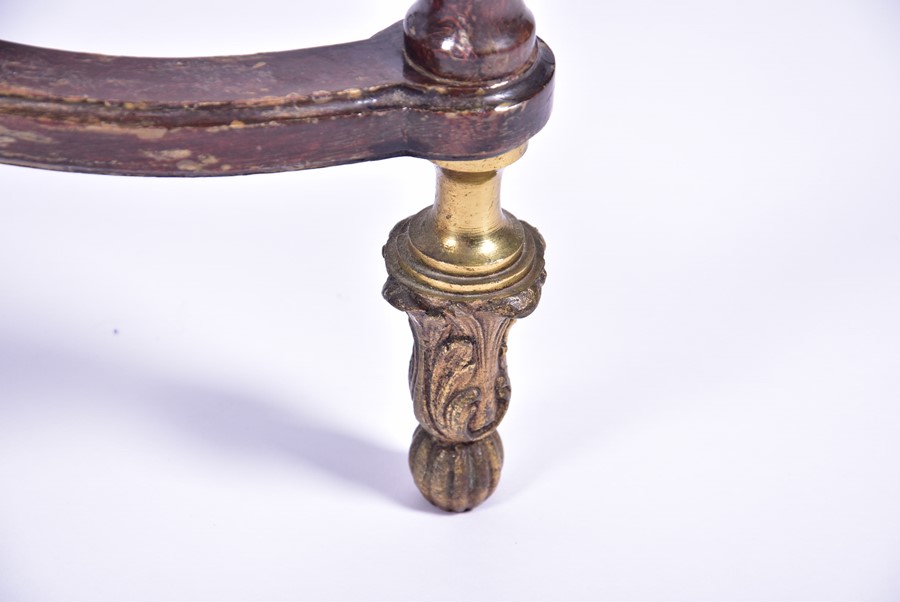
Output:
404 0 537 81
0 6 553 177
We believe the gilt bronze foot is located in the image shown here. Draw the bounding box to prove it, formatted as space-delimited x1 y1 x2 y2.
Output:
383 147 545 511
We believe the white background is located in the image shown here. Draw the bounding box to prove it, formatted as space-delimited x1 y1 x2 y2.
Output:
1 1 899 600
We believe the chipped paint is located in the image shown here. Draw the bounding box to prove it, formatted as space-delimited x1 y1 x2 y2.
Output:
82 123 168 140
141 149 192 161
132 127 168 140
168 154 219 171
0 125 56 144
311 91 332 104
176 159 202 171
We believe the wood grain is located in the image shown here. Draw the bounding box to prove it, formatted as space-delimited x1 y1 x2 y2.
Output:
0 22 553 176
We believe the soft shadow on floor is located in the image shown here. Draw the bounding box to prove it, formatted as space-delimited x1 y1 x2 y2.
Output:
0 335 444 513
147 379 442 513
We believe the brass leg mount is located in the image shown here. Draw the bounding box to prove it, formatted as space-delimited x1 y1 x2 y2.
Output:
383 145 545 512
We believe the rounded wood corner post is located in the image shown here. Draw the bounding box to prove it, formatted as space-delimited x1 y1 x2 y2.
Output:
383 0 552 512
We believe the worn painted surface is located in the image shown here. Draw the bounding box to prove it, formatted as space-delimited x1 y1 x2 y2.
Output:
0 21 554 176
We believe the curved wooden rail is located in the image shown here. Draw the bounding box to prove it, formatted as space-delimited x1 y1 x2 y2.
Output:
0 21 554 176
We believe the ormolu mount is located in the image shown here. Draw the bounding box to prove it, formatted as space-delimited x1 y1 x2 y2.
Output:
0 0 555 511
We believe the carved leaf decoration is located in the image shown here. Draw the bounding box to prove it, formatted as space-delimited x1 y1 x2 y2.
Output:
399 293 527 443
407 316 421 400
430 336 479 440
495 375 511 406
